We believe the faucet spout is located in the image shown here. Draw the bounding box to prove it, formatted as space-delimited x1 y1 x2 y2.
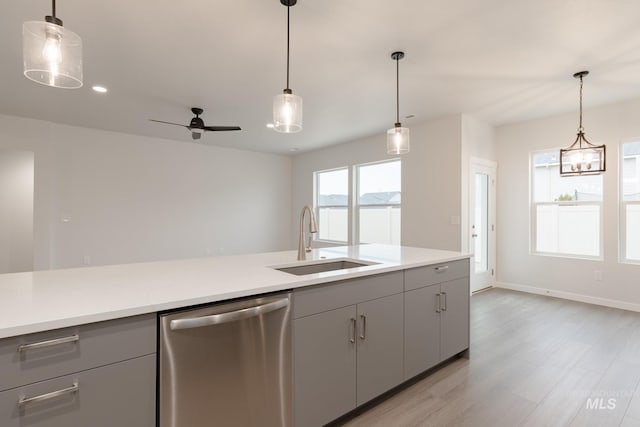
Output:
298 205 318 261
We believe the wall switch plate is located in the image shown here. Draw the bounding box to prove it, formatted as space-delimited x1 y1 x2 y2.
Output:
594 270 603 281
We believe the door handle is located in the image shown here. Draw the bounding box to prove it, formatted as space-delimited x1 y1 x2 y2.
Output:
349 318 356 343
359 315 366 340
441 291 447 311
471 233 478 238
170 298 289 330
435 293 441 313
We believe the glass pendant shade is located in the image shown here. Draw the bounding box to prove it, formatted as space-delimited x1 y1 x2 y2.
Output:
23 20 83 89
387 125 410 155
273 91 302 133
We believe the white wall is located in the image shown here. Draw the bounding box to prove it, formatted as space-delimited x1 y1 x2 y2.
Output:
0 150 34 273
496 97 640 309
292 115 466 251
0 114 292 270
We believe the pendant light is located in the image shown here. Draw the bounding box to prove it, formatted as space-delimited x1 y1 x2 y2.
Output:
273 0 302 133
23 0 83 89
560 71 605 176
387 51 409 155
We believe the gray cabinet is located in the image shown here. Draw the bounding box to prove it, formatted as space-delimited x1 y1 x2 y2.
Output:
293 272 404 427
404 260 470 380
0 314 156 426
0 354 156 427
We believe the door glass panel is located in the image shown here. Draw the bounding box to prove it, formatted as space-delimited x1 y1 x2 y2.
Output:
473 173 489 273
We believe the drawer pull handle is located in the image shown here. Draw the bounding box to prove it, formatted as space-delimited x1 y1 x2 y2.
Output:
435 265 449 273
18 382 79 407
18 334 79 353
435 293 441 313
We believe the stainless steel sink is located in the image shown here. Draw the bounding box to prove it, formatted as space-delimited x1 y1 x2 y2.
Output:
274 260 376 276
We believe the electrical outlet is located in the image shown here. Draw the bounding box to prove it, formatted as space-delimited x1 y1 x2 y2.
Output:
83 255 91 265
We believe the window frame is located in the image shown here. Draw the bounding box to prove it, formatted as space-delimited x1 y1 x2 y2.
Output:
530 149 604 261
620 139 640 264
354 159 401 245
313 159 401 246
313 166 351 244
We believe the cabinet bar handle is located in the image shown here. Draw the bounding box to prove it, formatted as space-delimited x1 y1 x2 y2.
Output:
349 318 356 343
441 291 447 311
359 314 367 340
435 265 449 273
18 334 79 353
18 382 79 407
435 293 441 313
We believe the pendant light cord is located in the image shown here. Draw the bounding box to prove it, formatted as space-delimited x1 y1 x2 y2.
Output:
396 56 400 124
52 0 56 18
286 4 290 91
578 74 583 132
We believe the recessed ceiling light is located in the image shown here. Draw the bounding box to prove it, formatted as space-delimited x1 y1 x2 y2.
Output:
289 147 299 152
266 123 275 128
92 85 108 93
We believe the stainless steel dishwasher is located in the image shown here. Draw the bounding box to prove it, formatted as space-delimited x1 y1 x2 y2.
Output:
159 292 292 427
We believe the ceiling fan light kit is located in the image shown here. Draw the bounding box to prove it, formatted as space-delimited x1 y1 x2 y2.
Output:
560 71 606 176
23 0 83 89
273 0 303 133
387 51 410 155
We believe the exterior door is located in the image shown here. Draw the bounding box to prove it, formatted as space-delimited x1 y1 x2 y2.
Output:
469 160 496 293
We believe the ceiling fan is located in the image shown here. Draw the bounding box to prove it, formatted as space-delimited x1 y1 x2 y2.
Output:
150 107 241 140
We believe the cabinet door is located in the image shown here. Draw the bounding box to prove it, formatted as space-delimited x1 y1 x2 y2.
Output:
294 306 357 427
404 284 441 379
0 354 156 427
356 293 404 406
440 278 470 360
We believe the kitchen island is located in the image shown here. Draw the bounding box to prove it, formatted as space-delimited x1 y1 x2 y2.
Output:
0 244 470 426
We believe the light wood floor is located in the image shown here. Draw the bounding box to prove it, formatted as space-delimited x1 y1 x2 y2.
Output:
342 288 640 427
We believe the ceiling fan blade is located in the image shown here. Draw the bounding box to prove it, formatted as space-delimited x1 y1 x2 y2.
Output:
203 126 242 131
191 132 202 140
149 119 189 128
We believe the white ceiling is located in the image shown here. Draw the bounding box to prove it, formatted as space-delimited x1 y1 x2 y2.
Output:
3 0 640 154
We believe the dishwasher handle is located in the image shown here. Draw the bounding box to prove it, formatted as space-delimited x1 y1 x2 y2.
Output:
169 297 290 330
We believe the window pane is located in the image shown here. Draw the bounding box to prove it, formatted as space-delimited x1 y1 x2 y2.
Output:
316 168 348 242
623 141 640 201
358 161 401 205
533 152 602 202
627 204 640 261
536 204 600 257
359 206 401 244
318 207 348 241
317 169 348 207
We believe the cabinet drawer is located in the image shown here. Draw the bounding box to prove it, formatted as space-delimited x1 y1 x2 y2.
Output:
293 271 403 319
404 259 469 291
0 314 156 392
0 354 156 427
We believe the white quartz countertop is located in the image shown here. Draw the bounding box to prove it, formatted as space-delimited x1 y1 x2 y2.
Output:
0 244 469 339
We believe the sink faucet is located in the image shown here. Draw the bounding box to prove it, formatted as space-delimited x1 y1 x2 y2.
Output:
298 205 318 261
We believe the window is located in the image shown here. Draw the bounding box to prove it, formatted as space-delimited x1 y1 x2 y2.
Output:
622 141 640 262
357 161 401 244
314 160 401 245
315 168 349 242
531 150 602 258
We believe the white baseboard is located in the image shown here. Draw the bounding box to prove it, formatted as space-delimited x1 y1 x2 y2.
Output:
494 281 640 313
